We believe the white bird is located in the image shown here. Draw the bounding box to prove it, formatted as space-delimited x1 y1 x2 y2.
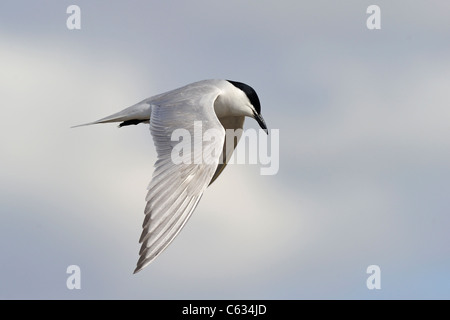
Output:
75 79 268 273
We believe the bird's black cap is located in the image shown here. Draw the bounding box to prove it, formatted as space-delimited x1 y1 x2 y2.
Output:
227 80 261 115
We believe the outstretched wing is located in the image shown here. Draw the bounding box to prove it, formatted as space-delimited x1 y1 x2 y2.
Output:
134 84 225 273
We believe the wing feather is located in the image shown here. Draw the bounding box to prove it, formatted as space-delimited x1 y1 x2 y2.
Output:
134 83 225 273
209 116 245 185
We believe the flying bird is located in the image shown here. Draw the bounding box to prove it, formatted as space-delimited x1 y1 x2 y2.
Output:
74 79 268 273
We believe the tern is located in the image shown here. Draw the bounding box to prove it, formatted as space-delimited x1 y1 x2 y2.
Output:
75 79 268 273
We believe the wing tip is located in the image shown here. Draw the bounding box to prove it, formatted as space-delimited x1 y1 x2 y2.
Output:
133 266 141 274
133 259 152 274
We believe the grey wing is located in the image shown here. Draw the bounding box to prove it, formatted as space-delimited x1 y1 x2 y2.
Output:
134 88 225 273
209 116 245 185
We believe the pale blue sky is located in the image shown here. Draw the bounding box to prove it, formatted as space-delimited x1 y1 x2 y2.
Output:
1 1 449 299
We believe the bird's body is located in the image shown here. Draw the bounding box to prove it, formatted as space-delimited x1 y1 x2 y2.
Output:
75 79 267 273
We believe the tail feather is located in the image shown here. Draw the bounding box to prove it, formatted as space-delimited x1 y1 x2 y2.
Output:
71 100 152 128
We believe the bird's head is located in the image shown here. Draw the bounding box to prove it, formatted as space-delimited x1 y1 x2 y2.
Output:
226 80 268 134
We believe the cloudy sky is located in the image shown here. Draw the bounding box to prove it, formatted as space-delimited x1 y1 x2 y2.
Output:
1 1 449 299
